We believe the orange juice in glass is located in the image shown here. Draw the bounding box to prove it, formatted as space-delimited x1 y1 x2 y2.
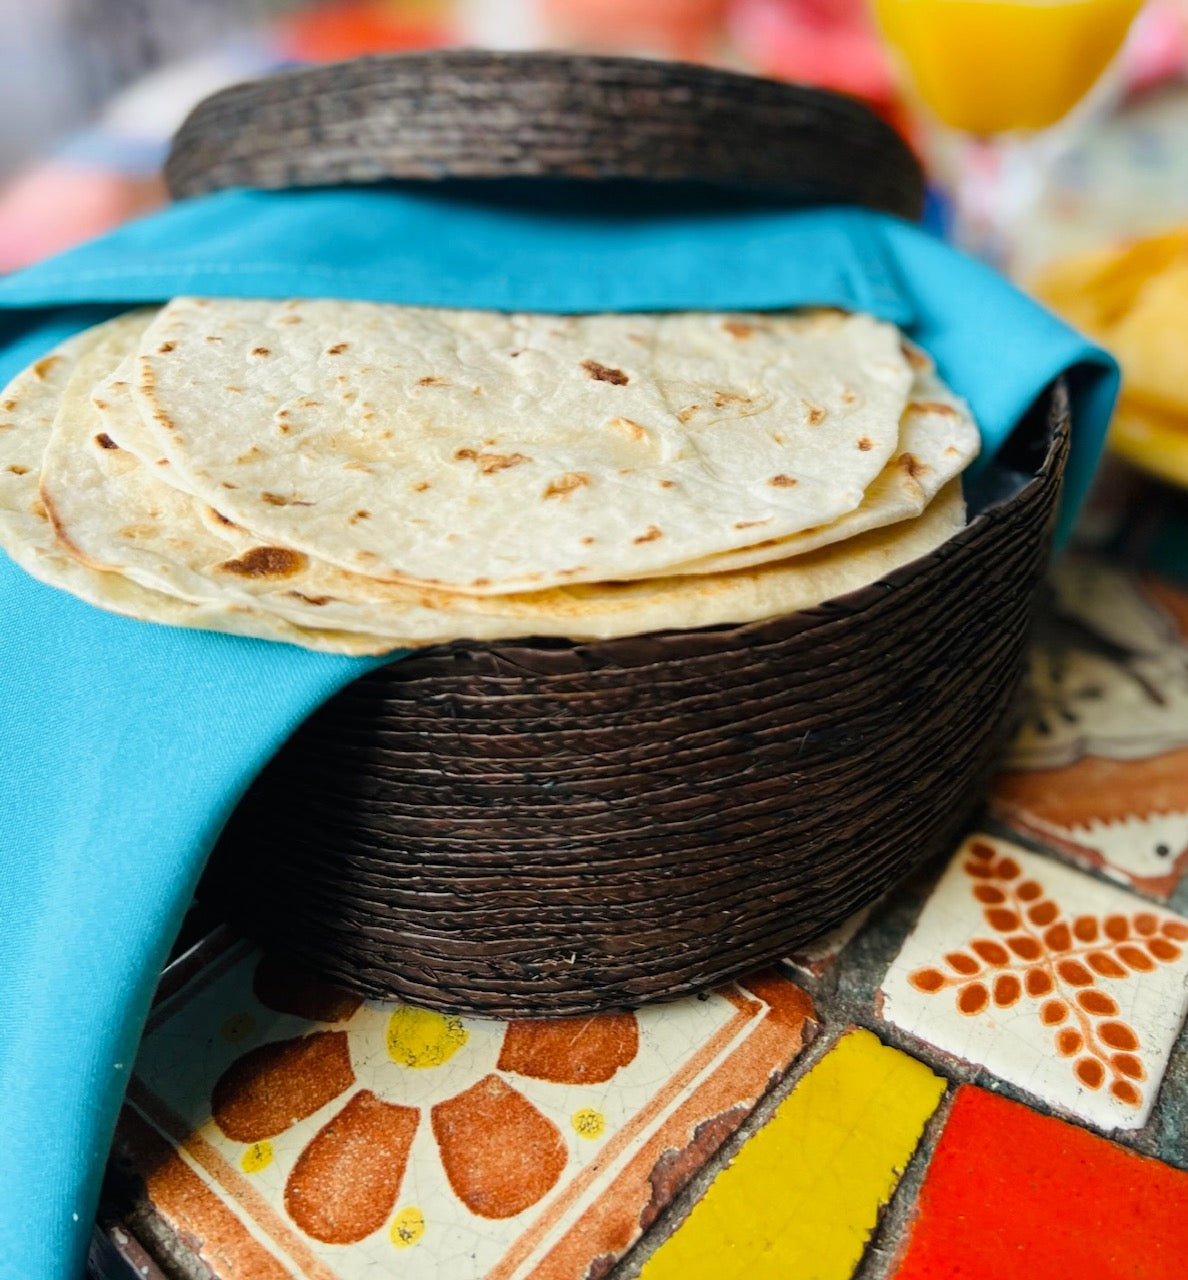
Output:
873 0 1145 135
873 0 1145 262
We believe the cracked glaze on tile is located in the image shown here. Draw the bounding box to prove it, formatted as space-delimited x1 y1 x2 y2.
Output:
994 562 1188 898
892 1085 1188 1280
120 944 814 1280
881 834 1188 1130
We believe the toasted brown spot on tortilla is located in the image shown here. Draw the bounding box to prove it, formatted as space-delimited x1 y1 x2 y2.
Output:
297 397 320 409
277 423 292 435
609 417 648 441
806 405 827 426
677 405 700 423
286 591 333 606
155 458 170 467
582 359 629 386
251 347 271 358
349 510 370 525
326 343 349 355
2 399 16 411
454 447 533 475
32 356 61 380
582 536 595 545
722 320 753 339
7 464 29 475
557 567 588 577
771 433 785 445
734 519 771 530
356 550 378 562
769 474 797 487
714 391 752 408
204 335 222 343
509 349 523 358
261 492 313 507
912 400 959 416
413 481 431 492
220 481 238 490
945 445 960 456
841 387 857 405
225 385 243 394
899 452 928 479
659 479 676 489
157 342 176 354
217 546 308 579
417 376 449 387
92 397 110 412
634 525 663 544
472 578 491 588
236 447 263 464
278 314 302 325
857 436 874 451
544 471 591 499
901 342 931 370
207 508 237 528
94 433 118 450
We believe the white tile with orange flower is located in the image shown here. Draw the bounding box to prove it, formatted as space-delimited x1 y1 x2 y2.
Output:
880 834 1188 1131
124 943 813 1280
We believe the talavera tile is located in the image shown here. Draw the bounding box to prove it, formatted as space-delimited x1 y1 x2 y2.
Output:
993 561 1188 899
881 833 1188 1130
892 1085 1188 1280
117 942 814 1280
637 1028 946 1280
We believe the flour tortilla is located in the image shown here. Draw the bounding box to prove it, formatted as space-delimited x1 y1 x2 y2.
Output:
46 327 966 642
1 318 404 655
125 299 916 593
636 360 978 577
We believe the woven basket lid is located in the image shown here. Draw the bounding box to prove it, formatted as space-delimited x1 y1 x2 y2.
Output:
165 50 924 219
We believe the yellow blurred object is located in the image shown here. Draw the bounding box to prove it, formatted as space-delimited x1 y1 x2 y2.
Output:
1110 398 1188 490
1031 225 1188 490
873 0 1143 134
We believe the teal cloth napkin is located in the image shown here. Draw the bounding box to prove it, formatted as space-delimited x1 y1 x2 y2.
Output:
0 182 1116 1280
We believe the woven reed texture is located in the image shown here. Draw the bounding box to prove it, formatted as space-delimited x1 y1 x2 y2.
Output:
164 50 924 219
204 386 1070 1018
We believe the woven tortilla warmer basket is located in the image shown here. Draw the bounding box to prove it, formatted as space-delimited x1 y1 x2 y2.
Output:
185 52 1071 1017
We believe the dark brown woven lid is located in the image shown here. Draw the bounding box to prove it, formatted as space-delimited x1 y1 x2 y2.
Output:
165 50 924 219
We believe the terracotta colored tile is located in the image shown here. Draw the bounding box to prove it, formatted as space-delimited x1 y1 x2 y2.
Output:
992 561 1188 899
892 1085 1188 1280
881 834 1188 1130
119 944 814 1280
638 1028 946 1280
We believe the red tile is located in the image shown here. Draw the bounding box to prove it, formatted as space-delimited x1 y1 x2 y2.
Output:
893 1086 1188 1280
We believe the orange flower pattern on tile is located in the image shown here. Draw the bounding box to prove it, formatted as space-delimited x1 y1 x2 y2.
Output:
209 958 640 1245
908 841 1188 1108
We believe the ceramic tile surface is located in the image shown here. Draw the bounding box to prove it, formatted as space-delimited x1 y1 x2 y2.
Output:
881 833 1188 1130
120 944 814 1280
891 1085 1188 1280
637 1028 947 1280
993 562 1188 898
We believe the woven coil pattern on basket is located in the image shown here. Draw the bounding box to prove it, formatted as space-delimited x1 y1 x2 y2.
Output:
206 386 1070 1018
164 51 923 219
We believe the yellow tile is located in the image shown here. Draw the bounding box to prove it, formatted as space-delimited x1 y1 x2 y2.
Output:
639 1028 946 1280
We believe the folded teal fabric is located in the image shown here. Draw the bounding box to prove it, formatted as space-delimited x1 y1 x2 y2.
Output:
0 183 1116 1280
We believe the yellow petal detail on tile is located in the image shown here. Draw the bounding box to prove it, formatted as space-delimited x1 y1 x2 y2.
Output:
639 1028 946 1280
572 1107 606 1139
239 1141 272 1174
389 1206 426 1248
386 1006 469 1068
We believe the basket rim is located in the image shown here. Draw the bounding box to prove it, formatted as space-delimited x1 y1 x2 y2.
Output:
164 49 924 220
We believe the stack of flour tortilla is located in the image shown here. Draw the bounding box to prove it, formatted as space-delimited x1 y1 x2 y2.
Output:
0 300 980 654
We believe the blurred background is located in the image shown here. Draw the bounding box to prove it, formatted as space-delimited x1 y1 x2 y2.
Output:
3 0 1188 272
